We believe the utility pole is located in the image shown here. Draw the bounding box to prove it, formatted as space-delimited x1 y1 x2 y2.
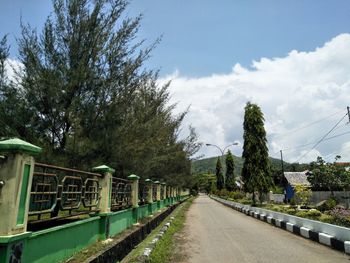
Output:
280 150 284 175
347 106 350 123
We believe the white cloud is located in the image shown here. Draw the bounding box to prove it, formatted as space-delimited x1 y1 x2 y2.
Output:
161 33 350 163
4 58 23 82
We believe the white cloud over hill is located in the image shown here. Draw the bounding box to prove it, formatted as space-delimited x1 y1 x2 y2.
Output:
161 34 350 163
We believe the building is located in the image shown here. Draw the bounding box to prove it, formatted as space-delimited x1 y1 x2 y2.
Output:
283 171 311 201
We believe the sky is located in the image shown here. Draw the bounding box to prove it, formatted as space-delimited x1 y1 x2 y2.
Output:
1 1 350 163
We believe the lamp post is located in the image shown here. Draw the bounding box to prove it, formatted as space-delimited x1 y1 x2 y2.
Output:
206 143 239 190
205 142 238 156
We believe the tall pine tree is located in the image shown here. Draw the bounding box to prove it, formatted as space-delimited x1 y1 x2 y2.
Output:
225 150 235 191
216 157 224 190
241 102 272 205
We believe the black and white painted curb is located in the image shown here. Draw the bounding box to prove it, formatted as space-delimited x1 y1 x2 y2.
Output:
138 216 174 262
211 196 350 255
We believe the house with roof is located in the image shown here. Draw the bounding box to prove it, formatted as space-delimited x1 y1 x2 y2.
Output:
283 171 311 201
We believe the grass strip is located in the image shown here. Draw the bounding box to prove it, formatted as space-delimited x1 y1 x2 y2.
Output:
121 197 194 263
149 197 194 263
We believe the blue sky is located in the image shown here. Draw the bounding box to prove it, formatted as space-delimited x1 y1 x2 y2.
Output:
2 1 350 162
1 0 350 77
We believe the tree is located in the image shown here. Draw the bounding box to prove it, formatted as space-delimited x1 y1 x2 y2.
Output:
225 150 235 191
308 156 350 194
0 0 201 185
241 102 272 205
216 157 224 190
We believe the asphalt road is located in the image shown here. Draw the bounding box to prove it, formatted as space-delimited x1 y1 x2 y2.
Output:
181 195 350 263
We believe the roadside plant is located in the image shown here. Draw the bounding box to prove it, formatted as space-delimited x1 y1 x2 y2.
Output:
241 102 273 205
225 150 235 191
216 157 225 190
294 185 312 207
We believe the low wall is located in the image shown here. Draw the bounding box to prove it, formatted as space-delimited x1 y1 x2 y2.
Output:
211 196 350 254
310 191 350 207
0 196 185 263
269 193 284 203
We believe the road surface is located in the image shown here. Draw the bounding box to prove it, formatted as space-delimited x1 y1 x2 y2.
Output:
180 195 349 263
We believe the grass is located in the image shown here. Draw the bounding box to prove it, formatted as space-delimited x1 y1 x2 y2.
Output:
121 197 195 263
149 197 194 263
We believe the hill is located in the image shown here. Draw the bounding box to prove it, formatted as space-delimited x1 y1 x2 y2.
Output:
191 155 287 176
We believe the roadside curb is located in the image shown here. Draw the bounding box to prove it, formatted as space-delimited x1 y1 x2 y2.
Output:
211 195 350 255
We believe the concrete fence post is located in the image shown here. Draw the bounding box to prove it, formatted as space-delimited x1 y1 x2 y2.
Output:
0 138 41 236
154 181 161 201
128 174 140 208
92 165 115 214
161 182 166 200
145 179 153 204
162 183 167 200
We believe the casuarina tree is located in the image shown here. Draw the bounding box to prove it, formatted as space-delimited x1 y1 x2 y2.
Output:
216 157 224 190
241 102 272 205
225 150 235 191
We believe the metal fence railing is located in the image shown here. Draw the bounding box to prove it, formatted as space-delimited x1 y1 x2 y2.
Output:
111 177 132 210
29 163 101 222
138 182 148 205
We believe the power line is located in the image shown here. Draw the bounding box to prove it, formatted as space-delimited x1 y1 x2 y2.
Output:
280 129 350 153
273 109 344 138
294 112 348 163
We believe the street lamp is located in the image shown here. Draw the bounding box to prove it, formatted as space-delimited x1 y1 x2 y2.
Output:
205 142 238 156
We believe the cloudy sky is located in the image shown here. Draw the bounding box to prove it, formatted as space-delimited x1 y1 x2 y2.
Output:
1 1 350 163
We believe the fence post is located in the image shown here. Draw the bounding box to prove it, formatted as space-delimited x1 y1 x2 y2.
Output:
128 174 140 208
162 183 166 200
154 181 161 201
92 165 115 214
145 179 153 204
0 138 41 236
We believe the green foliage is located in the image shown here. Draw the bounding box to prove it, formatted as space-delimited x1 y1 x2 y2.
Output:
294 185 312 206
285 208 297 215
0 0 201 185
289 197 296 206
218 189 229 198
228 191 245 200
319 214 335 224
225 150 235 191
271 185 284 194
241 102 273 204
308 156 350 192
216 157 224 190
191 154 289 176
192 173 216 193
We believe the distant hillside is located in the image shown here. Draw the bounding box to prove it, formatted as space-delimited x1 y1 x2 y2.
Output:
191 155 287 176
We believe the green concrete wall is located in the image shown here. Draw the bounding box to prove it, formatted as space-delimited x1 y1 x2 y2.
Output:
0 196 186 263
137 204 150 220
23 217 101 263
109 208 135 237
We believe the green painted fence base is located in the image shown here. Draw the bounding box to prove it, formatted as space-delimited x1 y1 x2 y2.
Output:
0 196 184 263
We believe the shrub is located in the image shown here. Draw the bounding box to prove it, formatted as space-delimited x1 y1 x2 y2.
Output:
228 191 245 200
330 207 350 227
290 198 296 206
272 185 284 194
238 197 252 205
325 197 337 210
306 209 322 218
319 214 334 224
295 211 308 218
294 185 312 206
219 189 229 198
286 208 297 215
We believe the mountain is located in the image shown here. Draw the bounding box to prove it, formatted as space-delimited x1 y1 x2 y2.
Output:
191 155 287 176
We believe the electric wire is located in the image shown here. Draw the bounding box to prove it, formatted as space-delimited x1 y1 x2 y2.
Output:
294 113 348 163
273 109 344 138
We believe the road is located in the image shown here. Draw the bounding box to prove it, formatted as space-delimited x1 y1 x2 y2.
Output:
180 195 350 263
